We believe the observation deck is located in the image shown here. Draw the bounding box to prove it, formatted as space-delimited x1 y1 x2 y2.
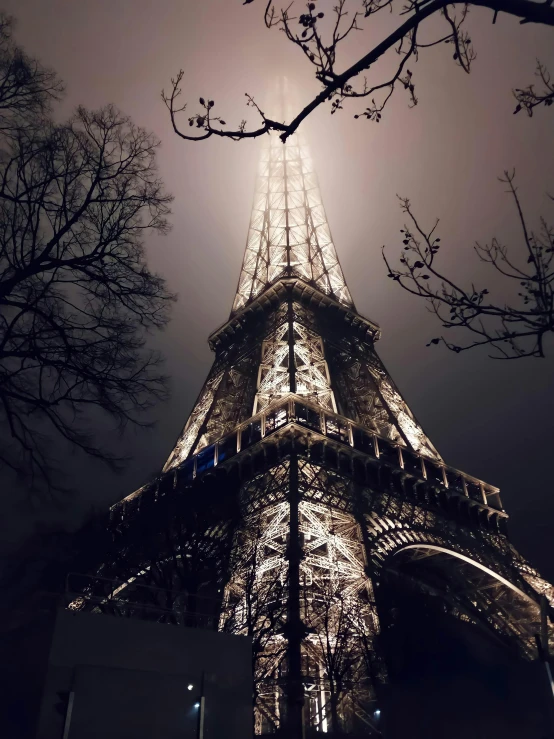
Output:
118 393 505 534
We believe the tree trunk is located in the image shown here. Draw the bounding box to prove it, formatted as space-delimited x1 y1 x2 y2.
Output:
330 686 341 734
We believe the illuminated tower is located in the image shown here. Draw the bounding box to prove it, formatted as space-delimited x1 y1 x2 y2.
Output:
106 87 554 737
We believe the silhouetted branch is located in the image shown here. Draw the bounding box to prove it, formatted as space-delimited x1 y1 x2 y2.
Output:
382 171 554 358
305 580 375 733
0 13 63 134
162 71 287 143
514 61 554 116
220 519 288 719
165 0 554 143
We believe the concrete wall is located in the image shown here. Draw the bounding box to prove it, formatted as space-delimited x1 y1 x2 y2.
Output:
35 609 252 739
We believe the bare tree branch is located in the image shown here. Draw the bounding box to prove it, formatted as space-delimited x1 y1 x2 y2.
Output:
382 171 554 358
514 60 554 116
0 13 63 135
164 0 554 143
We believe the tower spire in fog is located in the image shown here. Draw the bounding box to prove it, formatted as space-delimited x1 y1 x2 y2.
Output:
232 103 352 313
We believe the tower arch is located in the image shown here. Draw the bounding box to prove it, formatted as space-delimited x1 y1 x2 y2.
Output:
384 543 543 656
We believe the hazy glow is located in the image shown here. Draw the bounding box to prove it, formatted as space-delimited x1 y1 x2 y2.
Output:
232 131 353 315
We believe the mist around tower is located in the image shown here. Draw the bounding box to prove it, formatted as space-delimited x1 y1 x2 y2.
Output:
1 3 554 739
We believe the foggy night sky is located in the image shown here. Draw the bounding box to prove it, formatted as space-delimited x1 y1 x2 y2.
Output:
3 1 554 580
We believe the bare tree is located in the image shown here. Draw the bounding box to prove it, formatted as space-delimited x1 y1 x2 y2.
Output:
306 585 361 733
163 0 554 144
305 579 378 734
0 20 174 489
84 476 240 626
382 171 554 358
0 511 110 622
220 520 288 728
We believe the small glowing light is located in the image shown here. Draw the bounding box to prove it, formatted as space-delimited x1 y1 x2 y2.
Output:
187 684 193 691
194 702 200 709
374 709 381 718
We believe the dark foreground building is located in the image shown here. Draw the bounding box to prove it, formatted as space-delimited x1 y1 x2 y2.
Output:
75 84 554 738
0 598 252 739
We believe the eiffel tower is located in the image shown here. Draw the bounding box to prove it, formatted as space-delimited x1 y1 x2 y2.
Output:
102 83 554 738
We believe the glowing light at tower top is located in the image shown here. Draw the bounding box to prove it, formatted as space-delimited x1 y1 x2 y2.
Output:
231 80 353 315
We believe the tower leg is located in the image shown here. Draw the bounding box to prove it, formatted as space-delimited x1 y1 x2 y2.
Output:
284 452 305 738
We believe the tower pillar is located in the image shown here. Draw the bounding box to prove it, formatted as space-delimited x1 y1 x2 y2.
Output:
284 451 305 738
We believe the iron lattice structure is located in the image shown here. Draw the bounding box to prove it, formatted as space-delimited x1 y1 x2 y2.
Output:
98 100 554 738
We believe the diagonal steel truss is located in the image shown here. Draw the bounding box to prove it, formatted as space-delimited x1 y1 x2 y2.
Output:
254 319 336 415
163 283 441 473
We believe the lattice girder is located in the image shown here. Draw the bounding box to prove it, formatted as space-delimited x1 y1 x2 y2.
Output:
164 292 440 472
